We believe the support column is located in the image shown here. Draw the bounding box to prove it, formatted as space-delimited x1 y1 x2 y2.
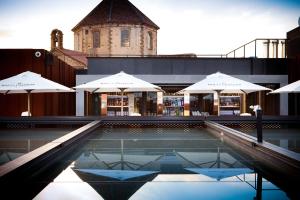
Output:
141 92 147 116
213 92 219 115
76 90 85 116
128 93 135 116
242 93 246 113
157 92 163 116
184 93 190 116
101 94 107 116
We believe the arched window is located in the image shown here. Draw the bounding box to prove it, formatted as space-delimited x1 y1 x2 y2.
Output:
93 31 100 48
147 31 153 50
121 29 130 47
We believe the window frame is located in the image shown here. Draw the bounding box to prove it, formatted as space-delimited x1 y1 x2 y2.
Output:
121 28 130 47
92 31 100 48
147 31 153 50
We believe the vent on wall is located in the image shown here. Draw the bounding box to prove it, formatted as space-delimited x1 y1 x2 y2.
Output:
35 51 41 58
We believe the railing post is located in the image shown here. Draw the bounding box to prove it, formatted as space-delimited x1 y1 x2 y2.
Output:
256 109 263 143
254 40 257 58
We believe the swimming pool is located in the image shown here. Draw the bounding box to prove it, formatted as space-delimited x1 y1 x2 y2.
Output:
7 127 291 200
0 124 298 199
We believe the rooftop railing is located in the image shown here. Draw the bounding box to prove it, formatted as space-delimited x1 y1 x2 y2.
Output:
86 38 287 59
225 38 287 58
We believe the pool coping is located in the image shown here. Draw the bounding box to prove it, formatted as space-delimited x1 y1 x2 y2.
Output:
0 120 101 178
205 120 300 178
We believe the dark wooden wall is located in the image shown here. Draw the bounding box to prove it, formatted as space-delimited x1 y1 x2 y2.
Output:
0 49 76 116
287 26 300 115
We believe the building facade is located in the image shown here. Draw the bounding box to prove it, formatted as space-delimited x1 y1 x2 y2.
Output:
72 0 159 56
0 49 76 116
76 57 288 116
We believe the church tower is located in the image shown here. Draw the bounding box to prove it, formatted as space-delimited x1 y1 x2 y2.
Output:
72 0 159 56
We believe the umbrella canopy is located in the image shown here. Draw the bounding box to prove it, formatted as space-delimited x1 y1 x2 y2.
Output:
179 72 271 94
178 72 271 115
0 71 74 115
75 71 162 116
75 71 162 93
269 80 300 94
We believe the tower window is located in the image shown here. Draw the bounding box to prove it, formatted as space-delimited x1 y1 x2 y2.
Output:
93 31 100 48
121 29 130 47
147 31 153 50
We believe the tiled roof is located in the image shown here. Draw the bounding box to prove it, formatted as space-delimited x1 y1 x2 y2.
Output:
72 0 159 31
59 48 88 66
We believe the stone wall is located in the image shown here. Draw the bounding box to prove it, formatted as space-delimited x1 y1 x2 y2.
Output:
73 24 157 56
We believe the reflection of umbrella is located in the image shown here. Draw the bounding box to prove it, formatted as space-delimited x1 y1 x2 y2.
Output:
179 72 271 115
74 168 159 200
185 168 253 181
75 169 159 181
269 80 300 93
0 71 74 116
75 71 162 116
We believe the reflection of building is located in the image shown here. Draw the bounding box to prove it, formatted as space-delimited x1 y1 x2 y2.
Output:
72 0 159 56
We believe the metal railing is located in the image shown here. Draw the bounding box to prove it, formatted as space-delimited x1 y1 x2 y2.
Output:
85 38 287 59
225 38 287 58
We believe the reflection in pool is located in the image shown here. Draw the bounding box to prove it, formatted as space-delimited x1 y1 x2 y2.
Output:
0 128 75 165
31 128 291 200
236 128 300 153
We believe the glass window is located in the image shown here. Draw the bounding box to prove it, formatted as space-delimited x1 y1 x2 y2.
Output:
147 31 153 50
121 29 130 47
93 31 100 48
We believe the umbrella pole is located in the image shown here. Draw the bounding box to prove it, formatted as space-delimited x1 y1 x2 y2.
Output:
27 90 32 116
217 91 221 116
121 89 124 116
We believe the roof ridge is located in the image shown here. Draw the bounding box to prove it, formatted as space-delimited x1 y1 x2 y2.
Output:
72 0 159 31
126 0 159 28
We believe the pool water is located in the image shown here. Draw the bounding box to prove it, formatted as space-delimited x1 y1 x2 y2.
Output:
28 128 292 200
0 128 75 165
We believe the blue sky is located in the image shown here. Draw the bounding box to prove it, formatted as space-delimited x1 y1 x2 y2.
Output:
0 0 299 54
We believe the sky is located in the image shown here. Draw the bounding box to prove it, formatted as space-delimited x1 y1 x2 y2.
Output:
0 0 299 55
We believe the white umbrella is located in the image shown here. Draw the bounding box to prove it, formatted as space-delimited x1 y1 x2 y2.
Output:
75 71 162 116
0 71 74 116
178 72 272 115
269 80 300 94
